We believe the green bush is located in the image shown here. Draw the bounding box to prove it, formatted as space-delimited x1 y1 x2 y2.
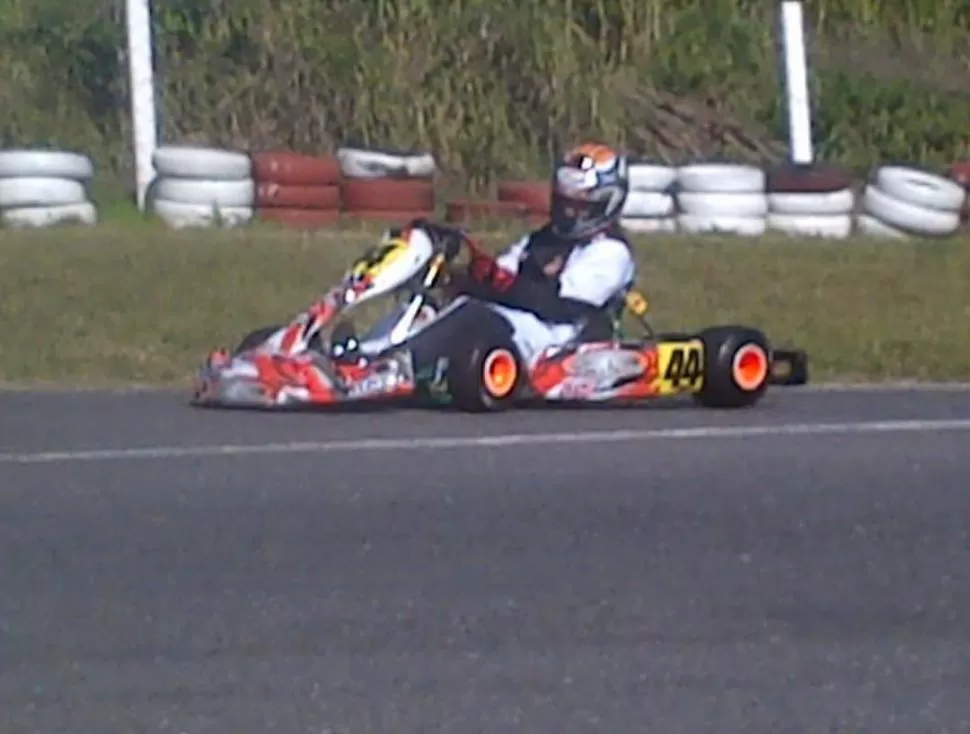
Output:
2 0 970 192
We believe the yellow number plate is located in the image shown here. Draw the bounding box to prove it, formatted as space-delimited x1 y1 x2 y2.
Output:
655 340 705 395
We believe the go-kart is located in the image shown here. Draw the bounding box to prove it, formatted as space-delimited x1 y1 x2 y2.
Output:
191 223 808 412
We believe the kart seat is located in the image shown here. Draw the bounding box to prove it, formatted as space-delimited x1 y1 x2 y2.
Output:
574 283 637 344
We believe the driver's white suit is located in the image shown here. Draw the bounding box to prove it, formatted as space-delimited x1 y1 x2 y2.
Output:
479 225 636 364
358 223 635 366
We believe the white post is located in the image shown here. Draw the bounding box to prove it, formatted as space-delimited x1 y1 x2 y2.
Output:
125 0 159 211
779 1 814 165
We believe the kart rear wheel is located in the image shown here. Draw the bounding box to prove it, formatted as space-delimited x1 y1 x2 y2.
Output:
695 325 771 408
447 336 524 412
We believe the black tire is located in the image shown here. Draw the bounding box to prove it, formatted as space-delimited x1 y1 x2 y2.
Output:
445 333 524 412
694 325 772 408
234 325 281 354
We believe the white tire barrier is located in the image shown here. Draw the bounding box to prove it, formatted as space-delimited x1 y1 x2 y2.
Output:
1 202 98 229
150 145 254 229
0 149 94 180
0 149 98 228
153 178 255 209
766 189 855 239
860 177 961 238
856 213 909 239
873 166 965 212
153 146 252 180
621 162 678 232
336 147 436 179
767 189 854 216
622 191 676 218
766 213 854 239
675 164 767 235
675 163 766 194
152 200 253 230
678 214 767 237
1 148 965 242
628 162 677 192
677 191 768 217
0 177 87 208
621 217 677 234
763 164 856 239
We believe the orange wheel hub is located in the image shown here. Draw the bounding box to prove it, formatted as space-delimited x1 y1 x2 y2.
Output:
481 348 518 398
732 344 768 391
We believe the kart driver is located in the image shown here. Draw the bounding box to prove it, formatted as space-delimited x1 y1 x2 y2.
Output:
416 142 636 366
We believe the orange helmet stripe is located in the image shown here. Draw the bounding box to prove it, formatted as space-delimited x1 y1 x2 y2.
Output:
564 143 618 167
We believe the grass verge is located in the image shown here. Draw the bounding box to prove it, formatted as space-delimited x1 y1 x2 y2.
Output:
1 224 968 385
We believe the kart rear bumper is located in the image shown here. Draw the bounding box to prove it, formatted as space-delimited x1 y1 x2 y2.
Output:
768 348 809 386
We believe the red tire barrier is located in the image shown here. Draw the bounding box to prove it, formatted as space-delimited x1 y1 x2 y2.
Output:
341 179 436 212
255 183 341 209
253 152 342 186
765 164 853 193
497 181 551 215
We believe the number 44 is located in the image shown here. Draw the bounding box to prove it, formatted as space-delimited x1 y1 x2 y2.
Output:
664 347 702 387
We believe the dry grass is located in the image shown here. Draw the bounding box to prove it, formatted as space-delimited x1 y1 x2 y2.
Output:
2 0 970 197
1 223 968 386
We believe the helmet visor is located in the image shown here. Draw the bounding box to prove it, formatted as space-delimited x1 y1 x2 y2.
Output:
551 166 612 237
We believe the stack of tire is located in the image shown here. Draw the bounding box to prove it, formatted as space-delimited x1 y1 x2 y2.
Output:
252 152 342 229
674 163 767 236
764 165 854 238
338 146 436 225
149 145 254 229
857 165 965 239
0 149 97 228
620 161 678 233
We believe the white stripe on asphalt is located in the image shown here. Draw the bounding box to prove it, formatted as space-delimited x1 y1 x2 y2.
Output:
2 418 970 465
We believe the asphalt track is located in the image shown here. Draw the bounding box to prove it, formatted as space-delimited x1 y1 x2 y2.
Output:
2 386 970 733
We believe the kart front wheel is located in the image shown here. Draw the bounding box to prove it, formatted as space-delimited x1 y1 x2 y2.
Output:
694 325 772 409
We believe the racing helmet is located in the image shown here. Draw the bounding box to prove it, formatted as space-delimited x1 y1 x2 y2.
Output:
549 142 629 241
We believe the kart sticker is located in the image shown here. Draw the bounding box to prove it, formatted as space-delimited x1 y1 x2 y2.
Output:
656 340 704 393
